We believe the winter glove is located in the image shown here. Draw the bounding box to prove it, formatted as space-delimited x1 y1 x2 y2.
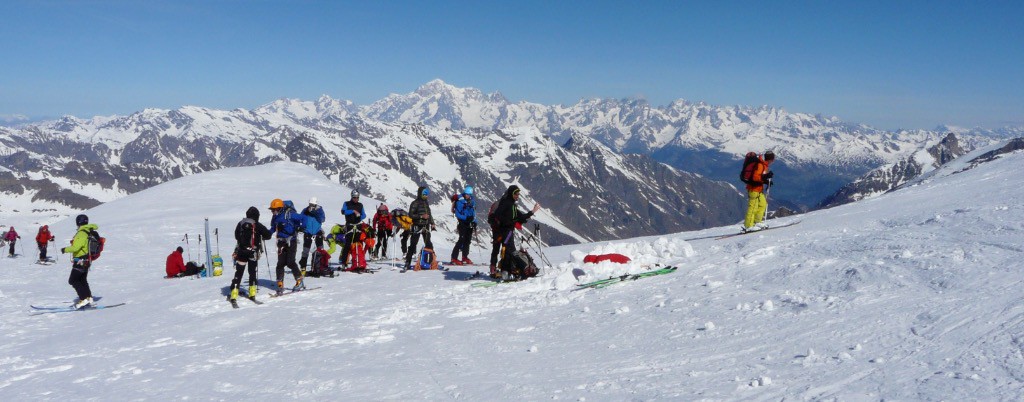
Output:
762 171 774 181
60 247 66 253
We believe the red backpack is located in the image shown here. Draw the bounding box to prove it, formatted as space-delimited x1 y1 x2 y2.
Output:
739 152 761 185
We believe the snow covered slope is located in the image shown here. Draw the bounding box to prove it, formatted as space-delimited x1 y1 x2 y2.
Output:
0 133 1022 400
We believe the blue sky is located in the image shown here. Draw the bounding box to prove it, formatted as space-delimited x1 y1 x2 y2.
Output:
1 0 1021 130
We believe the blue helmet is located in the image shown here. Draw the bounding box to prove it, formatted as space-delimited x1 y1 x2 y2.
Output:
464 185 474 195
75 214 89 226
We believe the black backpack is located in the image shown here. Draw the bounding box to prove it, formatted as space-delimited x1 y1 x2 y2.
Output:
236 218 258 261
740 152 761 185
87 229 105 261
502 249 539 280
486 201 500 228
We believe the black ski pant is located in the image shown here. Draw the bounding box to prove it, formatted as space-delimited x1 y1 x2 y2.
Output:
403 228 433 269
400 230 410 255
338 225 357 266
298 232 324 270
38 242 48 261
374 229 391 258
68 258 92 300
275 237 301 284
8 240 15 256
490 229 515 269
451 221 473 261
231 259 258 290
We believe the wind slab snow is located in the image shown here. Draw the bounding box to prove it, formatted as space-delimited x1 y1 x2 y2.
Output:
0 152 1022 400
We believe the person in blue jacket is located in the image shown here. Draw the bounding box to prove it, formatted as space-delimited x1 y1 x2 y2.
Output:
449 185 477 265
269 198 306 294
338 190 366 268
299 197 326 273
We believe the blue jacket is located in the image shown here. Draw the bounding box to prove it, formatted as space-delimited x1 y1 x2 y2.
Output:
301 204 326 235
270 200 305 239
454 195 476 223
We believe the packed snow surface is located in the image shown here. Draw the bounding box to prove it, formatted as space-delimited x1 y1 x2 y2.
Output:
0 154 1022 400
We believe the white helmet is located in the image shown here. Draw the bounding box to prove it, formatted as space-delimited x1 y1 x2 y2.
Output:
351 190 359 198
309 197 318 206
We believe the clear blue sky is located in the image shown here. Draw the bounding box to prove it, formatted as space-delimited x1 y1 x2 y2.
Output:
1 0 1021 130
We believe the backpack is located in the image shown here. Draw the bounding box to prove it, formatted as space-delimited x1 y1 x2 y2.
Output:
391 209 413 231
450 193 461 214
487 201 500 228
87 229 106 261
414 247 439 271
740 152 761 185
236 218 258 261
308 248 333 278
501 249 539 280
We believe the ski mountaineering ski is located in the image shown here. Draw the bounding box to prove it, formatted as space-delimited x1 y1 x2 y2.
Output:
681 221 803 242
228 295 263 309
30 303 127 315
269 286 322 298
574 266 678 290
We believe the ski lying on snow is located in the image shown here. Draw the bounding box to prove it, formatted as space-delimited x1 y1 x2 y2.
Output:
575 266 678 290
269 286 323 298
713 221 802 240
30 303 127 315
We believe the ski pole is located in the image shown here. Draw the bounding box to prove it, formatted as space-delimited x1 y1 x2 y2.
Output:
262 238 271 278
183 234 192 261
762 178 772 222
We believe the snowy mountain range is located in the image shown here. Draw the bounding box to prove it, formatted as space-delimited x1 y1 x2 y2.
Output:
1 136 1022 400
0 106 743 245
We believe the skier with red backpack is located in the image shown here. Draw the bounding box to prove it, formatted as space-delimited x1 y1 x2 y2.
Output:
228 206 272 302
371 204 393 259
739 150 776 232
449 185 477 265
60 214 103 309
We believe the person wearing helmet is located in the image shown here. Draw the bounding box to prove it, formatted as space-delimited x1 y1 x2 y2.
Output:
299 197 326 272
490 185 541 278
61 214 99 309
449 185 477 265
36 225 55 262
5 226 20 257
742 150 776 233
371 204 393 260
403 186 436 271
338 190 366 268
228 206 272 302
269 199 306 294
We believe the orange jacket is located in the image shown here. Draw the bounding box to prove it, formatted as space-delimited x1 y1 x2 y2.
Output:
36 226 54 243
744 158 770 193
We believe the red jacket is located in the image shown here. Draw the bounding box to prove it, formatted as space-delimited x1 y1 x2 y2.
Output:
36 226 54 243
166 250 185 277
373 211 393 231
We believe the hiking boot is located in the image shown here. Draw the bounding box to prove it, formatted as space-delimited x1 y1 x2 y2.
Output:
449 259 463 266
741 225 762 233
461 257 474 265
74 296 94 310
229 288 239 301
292 279 304 292
276 281 285 295
248 285 257 298
755 222 770 230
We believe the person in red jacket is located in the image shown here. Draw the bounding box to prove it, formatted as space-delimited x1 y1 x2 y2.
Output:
371 204 393 259
36 225 55 262
4 227 20 257
166 247 204 277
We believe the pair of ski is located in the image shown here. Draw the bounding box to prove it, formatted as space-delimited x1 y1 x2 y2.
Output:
227 286 323 308
574 266 678 290
30 299 126 315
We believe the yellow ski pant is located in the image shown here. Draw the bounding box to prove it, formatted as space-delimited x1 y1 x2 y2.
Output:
744 191 767 228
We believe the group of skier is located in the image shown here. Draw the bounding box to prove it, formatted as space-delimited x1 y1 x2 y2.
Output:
3 225 57 262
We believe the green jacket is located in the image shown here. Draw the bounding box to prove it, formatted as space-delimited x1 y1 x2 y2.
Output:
64 224 99 258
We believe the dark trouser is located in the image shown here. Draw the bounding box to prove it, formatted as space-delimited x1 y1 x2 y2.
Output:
403 228 433 269
8 240 15 256
490 229 514 269
338 225 356 265
230 259 258 290
38 242 48 261
275 237 301 283
374 229 391 258
451 221 473 261
400 230 410 254
68 258 92 300
299 232 324 269
182 262 204 276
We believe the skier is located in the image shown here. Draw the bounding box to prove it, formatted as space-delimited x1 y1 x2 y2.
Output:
338 190 366 268
36 225 54 262
403 186 436 271
60 214 97 309
490 185 541 277
228 206 272 301
4 227 19 257
449 185 477 265
371 204 393 259
299 197 326 273
742 150 775 232
269 199 306 294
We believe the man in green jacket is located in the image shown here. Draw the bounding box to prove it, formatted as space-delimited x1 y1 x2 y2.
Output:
62 214 98 309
